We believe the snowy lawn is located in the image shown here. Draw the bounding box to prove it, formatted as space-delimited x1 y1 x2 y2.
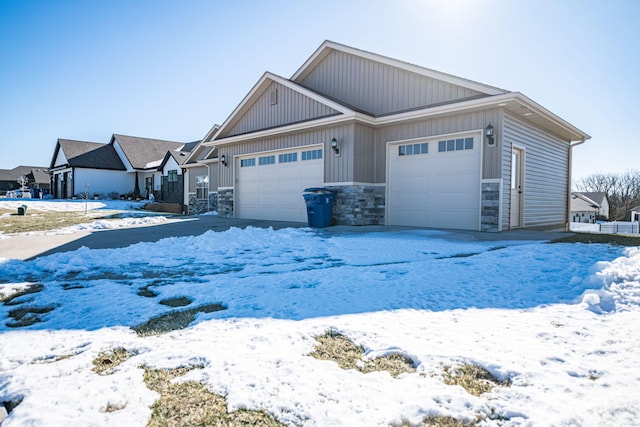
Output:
0 226 639 426
0 199 167 236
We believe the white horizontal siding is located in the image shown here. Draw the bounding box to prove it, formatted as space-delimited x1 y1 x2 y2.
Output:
73 169 133 197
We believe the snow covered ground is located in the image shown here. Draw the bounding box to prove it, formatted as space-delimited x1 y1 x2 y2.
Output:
0 218 639 425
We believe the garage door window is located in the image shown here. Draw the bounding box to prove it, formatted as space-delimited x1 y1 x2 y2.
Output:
259 155 275 165
438 137 474 152
302 149 322 160
279 153 297 163
241 158 256 167
399 143 428 156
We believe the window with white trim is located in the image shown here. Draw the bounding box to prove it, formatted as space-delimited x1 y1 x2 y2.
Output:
399 143 428 156
196 175 208 200
240 158 256 167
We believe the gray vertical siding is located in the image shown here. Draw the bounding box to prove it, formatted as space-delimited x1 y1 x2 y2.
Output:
217 124 354 187
373 109 502 183
502 113 570 229
354 124 376 182
223 81 340 138
188 165 207 190
298 50 486 116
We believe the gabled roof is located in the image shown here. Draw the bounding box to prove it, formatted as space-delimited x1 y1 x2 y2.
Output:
571 192 601 210
207 72 356 144
111 134 186 170
159 141 200 170
205 41 590 145
0 166 50 183
577 192 608 206
292 40 507 96
51 139 125 170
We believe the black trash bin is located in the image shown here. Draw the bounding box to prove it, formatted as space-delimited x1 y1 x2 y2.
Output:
303 188 336 227
17 205 27 216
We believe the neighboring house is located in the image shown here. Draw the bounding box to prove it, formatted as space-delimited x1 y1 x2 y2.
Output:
570 192 601 223
0 166 50 196
188 40 590 232
631 206 640 223
50 135 194 201
572 191 609 221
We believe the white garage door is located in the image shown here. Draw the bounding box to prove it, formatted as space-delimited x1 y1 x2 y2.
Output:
237 147 324 222
387 135 481 230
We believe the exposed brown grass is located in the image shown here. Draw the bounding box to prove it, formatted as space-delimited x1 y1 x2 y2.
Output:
6 305 55 327
0 210 118 234
92 347 135 375
394 415 479 427
0 283 44 304
309 331 416 378
159 296 193 307
551 232 640 246
132 303 227 336
442 363 510 396
143 365 285 427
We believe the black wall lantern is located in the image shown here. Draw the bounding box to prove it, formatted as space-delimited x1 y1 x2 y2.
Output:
220 154 228 167
330 137 340 155
485 124 495 146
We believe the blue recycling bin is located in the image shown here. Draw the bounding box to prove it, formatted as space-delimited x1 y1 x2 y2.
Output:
303 188 336 227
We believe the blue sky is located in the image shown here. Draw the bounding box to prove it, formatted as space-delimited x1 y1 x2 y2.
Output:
0 0 638 182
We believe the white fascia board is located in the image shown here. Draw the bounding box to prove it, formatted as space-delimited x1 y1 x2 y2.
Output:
208 72 355 143
292 40 506 96
204 113 357 147
509 93 591 141
375 92 590 142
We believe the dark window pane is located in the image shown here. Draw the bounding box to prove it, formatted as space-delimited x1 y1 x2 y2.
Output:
447 140 455 151
421 143 428 154
438 141 446 152
455 138 464 150
465 138 474 149
399 146 406 156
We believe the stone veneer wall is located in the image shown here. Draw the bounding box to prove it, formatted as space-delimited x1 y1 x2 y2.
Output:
217 189 234 218
481 181 501 232
324 185 385 226
188 192 218 215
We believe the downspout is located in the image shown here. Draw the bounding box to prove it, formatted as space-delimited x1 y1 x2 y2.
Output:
567 138 587 231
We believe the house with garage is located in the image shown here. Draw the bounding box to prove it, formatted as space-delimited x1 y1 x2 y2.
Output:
182 126 219 214
190 40 590 231
50 134 195 202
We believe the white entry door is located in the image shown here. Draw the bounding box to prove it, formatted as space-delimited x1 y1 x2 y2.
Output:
237 147 324 222
387 135 481 230
510 147 524 228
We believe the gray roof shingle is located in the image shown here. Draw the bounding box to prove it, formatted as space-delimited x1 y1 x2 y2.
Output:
55 139 126 170
113 134 186 170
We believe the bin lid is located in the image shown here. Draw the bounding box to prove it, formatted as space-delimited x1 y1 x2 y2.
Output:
303 187 336 194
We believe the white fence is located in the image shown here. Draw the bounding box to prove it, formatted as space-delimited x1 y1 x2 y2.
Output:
570 222 639 234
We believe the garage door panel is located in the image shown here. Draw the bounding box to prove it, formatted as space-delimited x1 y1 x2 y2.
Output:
388 136 480 230
237 150 323 222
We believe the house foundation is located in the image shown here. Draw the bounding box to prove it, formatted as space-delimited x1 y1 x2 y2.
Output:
325 185 385 226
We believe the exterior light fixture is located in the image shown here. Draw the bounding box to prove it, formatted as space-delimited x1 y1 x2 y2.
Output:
485 124 495 146
330 137 340 155
220 154 228 167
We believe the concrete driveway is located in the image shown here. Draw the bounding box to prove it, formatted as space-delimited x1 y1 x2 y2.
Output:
0 214 572 261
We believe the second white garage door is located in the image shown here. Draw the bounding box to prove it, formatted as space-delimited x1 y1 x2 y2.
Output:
237 147 324 222
387 134 481 230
